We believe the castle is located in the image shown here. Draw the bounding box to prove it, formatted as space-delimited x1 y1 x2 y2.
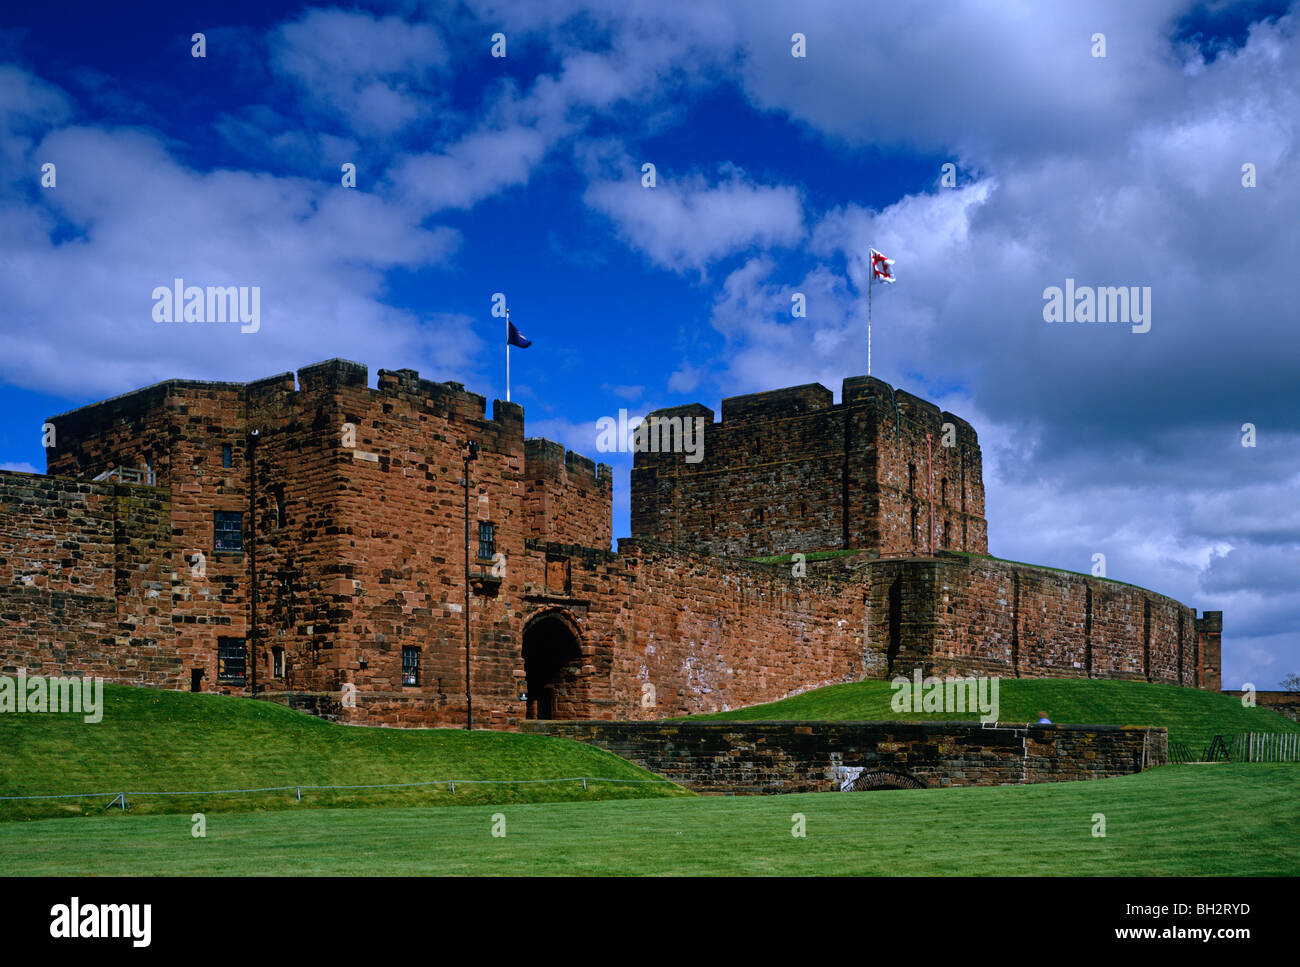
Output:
0 358 1222 728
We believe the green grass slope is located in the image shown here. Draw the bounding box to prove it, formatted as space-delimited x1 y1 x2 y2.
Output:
0 685 688 822
1 764 1294 875
686 678 1300 752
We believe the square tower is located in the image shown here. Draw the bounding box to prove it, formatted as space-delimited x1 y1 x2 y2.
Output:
630 375 988 559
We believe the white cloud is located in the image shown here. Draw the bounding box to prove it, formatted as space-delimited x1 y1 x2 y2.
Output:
271 10 449 136
667 365 703 394
0 77 469 399
386 2 736 217
603 383 644 400
736 0 1198 161
387 117 560 213
585 164 805 273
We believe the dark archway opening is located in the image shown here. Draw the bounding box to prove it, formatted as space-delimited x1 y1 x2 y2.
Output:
523 612 583 720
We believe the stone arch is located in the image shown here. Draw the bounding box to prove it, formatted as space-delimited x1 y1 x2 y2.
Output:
846 770 928 791
522 608 585 721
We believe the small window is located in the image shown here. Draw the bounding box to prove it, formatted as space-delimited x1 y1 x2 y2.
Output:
941 478 948 507
217 638 246 684
271 646 285 678
272 486 286 528
402 646 420 686
477 521 495 560
214 511 243 552
222 444 233 469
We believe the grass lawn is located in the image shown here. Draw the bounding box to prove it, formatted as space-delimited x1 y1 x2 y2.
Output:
686 678 1300 753
0 764 1294 876
0 685 687 822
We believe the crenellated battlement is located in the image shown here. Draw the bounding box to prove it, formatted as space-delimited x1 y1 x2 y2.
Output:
523 438 613 550
631 374 988 560
524 438 612 488
5 357 1222 732
720 382 833 423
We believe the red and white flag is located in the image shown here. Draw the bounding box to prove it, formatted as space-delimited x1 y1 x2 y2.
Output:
870 248 896 284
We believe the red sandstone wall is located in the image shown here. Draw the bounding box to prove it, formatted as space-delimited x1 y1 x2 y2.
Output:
244 363 353 702
0 471 180 686
1197 612 1223 691
862 558 941 679
631 393 847 556
26 358 616 728
45 378 263 694
919 554 1200 686
843 377 987 559
529 720 1166 792
631 376 988 560
10 359 1219 731
521 539 866 720
523 439 612 550
45 382 175 484
274 364 529 728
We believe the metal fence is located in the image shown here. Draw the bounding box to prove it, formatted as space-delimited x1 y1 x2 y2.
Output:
1168 732 1300 763
0 775 679 812
1229 731 1300 763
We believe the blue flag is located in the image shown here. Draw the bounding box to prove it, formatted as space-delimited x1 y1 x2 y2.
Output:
507 320 532 348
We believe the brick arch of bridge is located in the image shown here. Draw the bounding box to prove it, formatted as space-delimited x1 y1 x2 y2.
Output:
521 608 588 721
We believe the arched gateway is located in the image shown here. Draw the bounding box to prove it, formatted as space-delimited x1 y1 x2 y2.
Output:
522 610 584 720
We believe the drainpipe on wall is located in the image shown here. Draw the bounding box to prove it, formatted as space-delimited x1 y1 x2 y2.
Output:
248 427 259 696
463 441 479 729
925 432 935 554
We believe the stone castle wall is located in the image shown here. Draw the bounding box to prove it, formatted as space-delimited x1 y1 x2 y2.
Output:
525 720 1168 792
0 473 178 686
0 359 1222 729
523 439 612 550
630 376 988 560
535 539 866 720
863 553 1217 688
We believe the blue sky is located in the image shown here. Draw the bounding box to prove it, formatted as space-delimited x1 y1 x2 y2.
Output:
0 0 1297 688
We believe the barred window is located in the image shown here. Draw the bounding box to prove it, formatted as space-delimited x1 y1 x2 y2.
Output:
222 444 233 469
214 511 243 552
217 638 246 684
478 521 495 560
402 646 420 686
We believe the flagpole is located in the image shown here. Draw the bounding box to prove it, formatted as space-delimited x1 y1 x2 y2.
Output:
867 252 873 377
506 309 511 403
